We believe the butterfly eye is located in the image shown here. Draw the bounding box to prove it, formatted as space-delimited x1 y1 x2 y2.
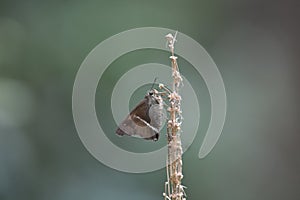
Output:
149 91 154 95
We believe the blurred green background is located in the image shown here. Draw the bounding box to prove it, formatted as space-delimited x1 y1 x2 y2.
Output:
0 0 299 200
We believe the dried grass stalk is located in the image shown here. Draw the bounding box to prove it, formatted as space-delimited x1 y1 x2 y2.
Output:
162 32 186 200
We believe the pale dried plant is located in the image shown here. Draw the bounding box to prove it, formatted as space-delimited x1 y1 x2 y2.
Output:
161 32 186 200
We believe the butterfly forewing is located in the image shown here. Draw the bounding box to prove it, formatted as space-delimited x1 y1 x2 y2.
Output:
130 99 150 127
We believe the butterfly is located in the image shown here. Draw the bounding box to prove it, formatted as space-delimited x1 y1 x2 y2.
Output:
116 89 165 141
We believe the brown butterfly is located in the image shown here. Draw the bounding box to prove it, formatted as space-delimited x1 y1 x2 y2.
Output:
116 90 165 141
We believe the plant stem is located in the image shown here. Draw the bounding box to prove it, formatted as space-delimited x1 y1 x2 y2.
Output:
162 32 185 200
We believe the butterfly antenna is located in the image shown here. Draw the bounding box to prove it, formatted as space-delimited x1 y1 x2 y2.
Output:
150 77 158 90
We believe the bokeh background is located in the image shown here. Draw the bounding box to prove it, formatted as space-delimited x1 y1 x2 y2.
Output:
0 0 299 200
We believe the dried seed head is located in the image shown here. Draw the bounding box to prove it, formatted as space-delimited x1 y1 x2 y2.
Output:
165 33 174 42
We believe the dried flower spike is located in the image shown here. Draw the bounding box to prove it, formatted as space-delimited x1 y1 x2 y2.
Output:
163 31 186 200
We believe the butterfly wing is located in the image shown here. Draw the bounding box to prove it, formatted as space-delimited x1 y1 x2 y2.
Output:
148 103 165 132
116 98 161 141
